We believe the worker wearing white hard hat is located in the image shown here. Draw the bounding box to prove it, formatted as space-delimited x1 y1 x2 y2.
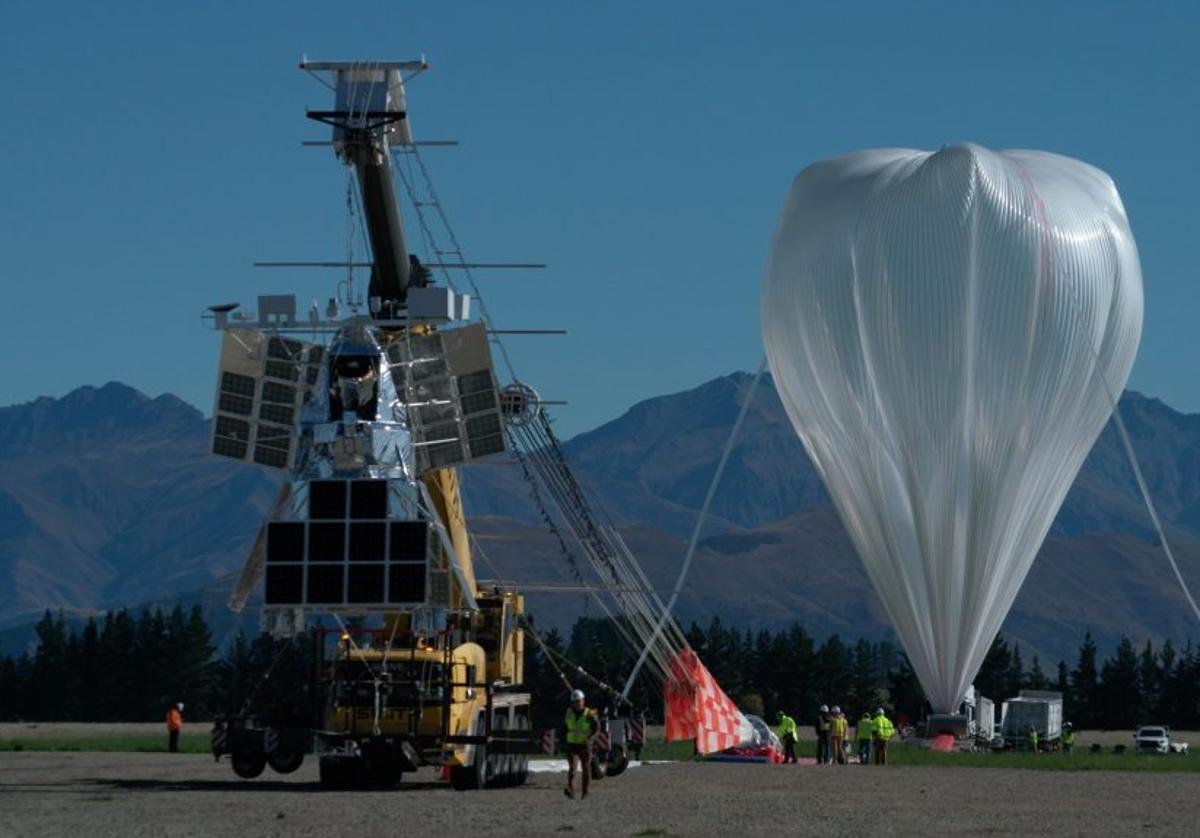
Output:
166 702 184 753
562 688 598 800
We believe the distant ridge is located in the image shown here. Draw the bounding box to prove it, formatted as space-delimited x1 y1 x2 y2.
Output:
2 377 1200 666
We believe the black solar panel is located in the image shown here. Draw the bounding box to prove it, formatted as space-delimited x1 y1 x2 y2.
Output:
218 392 254 416
389 522 428 562
307 564 344 604
308 522 346 562
351 480 388 520
347 565 386 603
349 522 387 562
309 480 347 520
267 522 305 563
264 360 300 382
267 336 305 360
212 437 247 459
259 402 295 426
220 371 257 397
215 415 251 441
261 381 296 404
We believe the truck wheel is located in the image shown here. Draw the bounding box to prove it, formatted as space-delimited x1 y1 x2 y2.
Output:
450 744 485 791
319 757 364 790
513 715 530 786
490 714 511 787
590 757 607 781
231 752 266 779
606 744 629 777
267 750 305 774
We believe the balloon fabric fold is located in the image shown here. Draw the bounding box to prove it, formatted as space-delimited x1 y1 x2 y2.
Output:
761 144 1143 712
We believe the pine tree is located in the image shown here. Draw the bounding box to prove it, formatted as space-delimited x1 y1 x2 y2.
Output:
1027 655 1049 690
1137 640 1160 713
974 635 1011 701
29 611 70 720
848 638 877 716
1071 632 1100 727
1056 661 1071 719
1099 636 1141 728
1007 643 1025 698
0 656 17 720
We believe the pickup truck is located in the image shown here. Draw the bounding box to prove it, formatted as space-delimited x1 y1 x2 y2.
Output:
1133 726 1188 754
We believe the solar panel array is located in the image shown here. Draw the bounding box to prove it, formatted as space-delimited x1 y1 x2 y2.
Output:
264 479 439 609
211 329 322 470
384 323 507 473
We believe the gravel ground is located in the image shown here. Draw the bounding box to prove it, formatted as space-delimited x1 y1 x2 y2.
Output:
2 750 1199 837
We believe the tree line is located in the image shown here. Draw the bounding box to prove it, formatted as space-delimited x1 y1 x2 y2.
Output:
3 607 1199 731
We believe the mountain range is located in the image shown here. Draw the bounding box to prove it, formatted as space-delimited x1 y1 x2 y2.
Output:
2 377 1199 667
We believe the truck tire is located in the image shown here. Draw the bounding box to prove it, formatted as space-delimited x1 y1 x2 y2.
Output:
319 756 365 790
450 744 485 791
513 715 530 786
590 757 606 781
231 752 266 779
267 750 305 774
605 744 629 777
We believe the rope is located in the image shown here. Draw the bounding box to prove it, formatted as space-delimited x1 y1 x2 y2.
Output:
622 359 768 697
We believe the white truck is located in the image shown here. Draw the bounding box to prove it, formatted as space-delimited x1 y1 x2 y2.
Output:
924 686 996 745
1134 726 1189 755
999 690 1062 750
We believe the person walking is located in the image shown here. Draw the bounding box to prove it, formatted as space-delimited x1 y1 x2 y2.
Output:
871 707 895 766
815 705 830 765
166 702 184 753
830 706 847 765
856 712 873 764
776 711 799 764
1027 725 1039 753
562 689 598 800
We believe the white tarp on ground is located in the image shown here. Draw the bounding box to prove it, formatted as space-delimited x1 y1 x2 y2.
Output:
762 144 1143 712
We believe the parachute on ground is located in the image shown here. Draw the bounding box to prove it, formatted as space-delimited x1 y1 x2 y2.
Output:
761 144 1143 712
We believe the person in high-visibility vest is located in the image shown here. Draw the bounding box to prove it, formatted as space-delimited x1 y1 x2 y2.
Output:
871 708 895 766
1061 723 1075 754
856 712 874 765
815 705 831 765
1027 726 1039 753
165 702 183 753
830 706 848 764
561 689 599 799
776 711 799 764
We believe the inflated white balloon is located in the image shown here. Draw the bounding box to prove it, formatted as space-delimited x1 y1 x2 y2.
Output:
761 145 1143 712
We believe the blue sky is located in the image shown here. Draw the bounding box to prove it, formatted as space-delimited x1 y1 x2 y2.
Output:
2 1 1198 436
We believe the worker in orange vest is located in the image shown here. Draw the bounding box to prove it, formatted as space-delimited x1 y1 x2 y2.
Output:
166 702 184 752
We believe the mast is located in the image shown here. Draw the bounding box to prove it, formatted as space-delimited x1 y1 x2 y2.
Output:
302 60 428 317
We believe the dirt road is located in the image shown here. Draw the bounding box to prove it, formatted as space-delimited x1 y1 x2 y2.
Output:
2 750 1197 837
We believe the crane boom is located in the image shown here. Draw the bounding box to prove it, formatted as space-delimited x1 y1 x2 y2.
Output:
304 61 422 315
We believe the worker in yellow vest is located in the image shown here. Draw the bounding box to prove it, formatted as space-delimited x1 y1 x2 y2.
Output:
872 708 896 765
1061 723 1075 754
562 689 599 799
776 711 799 763
830 706 847 764
856 712 873 764
1027 725 1039 753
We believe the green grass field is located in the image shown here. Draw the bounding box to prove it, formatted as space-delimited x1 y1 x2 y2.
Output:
4 733 1196 773
0 733 211 754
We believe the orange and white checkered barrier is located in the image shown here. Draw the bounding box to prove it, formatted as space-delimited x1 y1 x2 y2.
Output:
663 648 752 755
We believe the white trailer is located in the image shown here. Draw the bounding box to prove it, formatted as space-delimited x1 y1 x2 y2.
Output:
999 690 1063 749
